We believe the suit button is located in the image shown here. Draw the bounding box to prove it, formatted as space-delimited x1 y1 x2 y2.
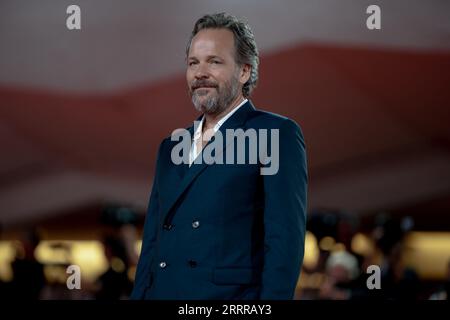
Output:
163 224 173 230
188 260 197 268
192 220 200 229
159 261 167 269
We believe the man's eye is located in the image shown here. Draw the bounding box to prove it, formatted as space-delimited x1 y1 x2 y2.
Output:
188 61 197 66
211 60 221 64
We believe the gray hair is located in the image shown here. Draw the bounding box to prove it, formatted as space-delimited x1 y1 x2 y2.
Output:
186 12 259 98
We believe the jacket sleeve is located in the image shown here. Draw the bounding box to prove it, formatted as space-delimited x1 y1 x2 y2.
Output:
259 118 308 300
130 139 165 299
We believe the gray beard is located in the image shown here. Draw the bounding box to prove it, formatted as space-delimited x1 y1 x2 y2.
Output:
191 77 239 116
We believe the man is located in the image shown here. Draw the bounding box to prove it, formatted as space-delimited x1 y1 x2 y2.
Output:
131 12 307 300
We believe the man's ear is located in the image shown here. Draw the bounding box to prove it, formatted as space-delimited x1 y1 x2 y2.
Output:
239 64 251 85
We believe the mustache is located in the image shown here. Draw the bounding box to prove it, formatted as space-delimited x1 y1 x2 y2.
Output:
190 80 218 91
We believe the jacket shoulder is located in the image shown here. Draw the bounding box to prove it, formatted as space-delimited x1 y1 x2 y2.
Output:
247 108 303 133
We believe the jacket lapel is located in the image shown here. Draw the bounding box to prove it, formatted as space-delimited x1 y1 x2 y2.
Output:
161 100 256 224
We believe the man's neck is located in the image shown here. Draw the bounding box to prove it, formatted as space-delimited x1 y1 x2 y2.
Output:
203 94 245 132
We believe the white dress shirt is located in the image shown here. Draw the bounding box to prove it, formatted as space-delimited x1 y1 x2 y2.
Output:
189 98 248 166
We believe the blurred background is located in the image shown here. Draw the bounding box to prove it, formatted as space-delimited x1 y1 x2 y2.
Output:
0 0 449 300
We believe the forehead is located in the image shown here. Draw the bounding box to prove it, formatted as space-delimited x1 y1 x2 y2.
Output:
188 28 236 58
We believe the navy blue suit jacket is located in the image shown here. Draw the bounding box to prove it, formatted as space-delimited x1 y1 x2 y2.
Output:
131 101 308 300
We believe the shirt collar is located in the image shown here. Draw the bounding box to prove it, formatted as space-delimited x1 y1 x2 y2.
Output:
193 98 248 140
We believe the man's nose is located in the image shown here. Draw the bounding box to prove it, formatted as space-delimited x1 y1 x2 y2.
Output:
195 63 209 79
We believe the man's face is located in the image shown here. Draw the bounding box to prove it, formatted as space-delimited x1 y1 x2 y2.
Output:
186 28 242 115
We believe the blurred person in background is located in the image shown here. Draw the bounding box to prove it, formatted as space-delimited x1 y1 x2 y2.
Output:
9 230 46 299
319 251 359 300
95 235 133 300
375 217 420 300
